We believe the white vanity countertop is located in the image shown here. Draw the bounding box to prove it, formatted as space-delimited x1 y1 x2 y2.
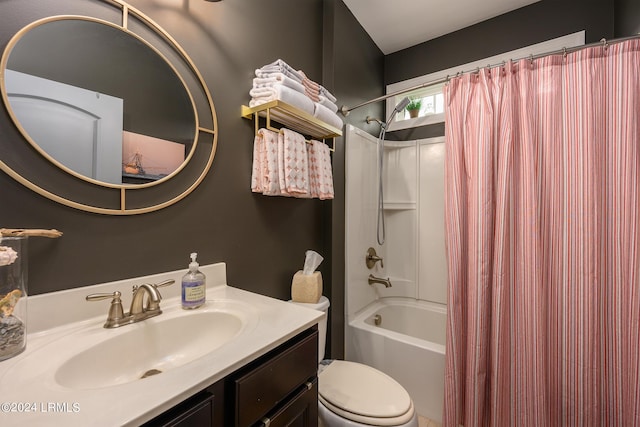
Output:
0 262 323 427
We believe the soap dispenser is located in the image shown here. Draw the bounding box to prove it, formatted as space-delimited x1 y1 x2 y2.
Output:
181 252 206 309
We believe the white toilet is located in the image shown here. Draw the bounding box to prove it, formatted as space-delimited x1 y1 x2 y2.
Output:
291 297 418 427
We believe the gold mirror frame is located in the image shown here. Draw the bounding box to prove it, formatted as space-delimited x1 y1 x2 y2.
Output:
0 0 217 215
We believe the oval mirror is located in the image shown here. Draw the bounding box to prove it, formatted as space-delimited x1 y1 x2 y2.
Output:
4 18 195 185
0 1 216 214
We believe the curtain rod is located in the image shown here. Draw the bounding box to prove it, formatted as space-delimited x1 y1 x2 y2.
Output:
339 33 640 116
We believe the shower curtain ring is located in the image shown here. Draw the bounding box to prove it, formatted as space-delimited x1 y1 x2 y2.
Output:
601 38 608 50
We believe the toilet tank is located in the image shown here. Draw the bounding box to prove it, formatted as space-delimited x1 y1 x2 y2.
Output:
289 296 330 362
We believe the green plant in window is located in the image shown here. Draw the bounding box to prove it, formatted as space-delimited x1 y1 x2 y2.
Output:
406 97 422 118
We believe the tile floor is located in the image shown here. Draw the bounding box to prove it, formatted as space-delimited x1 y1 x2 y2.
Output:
418 415 442 427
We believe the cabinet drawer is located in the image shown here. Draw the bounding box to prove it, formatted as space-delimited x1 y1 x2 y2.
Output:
233 329 318 427
258 378 318 427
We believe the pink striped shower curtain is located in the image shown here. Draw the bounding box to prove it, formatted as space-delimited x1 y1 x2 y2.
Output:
443 40 640 427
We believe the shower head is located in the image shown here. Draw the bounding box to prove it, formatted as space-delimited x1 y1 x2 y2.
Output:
384 96 411 128
393 97 411 113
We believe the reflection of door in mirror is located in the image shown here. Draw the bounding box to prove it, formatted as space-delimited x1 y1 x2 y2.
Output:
6 69 123 184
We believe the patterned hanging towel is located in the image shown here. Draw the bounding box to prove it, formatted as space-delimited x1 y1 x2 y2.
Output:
308 140 334 200
250 128 284 196
281 128 310 197
250 132 264 193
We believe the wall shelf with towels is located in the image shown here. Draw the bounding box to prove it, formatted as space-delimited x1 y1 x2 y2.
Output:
241 100 342 151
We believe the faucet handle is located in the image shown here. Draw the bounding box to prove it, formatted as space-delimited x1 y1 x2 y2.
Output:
151 279 175 299
366 247 384 269
130 280 175 313
133 279 175 293
156 280 174 308
86 291 122 302
134 279 175 302
151 280 175 306
86 291 127 328
152 279 175 289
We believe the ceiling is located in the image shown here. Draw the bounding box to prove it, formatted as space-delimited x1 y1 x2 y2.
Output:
342 0 540 54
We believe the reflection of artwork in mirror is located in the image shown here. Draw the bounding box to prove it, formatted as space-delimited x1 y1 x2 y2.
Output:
122 131 185 184
3 18 195 186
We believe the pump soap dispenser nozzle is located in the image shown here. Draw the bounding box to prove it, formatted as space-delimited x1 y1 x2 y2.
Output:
189 252 198 270
181 252 206 309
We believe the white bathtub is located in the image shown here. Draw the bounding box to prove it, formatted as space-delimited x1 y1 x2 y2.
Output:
346 297 446 423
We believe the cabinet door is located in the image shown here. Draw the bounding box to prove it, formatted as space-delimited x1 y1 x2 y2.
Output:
142 381 224 427
258 379 318 427
162 394 214 427
233 329 318 427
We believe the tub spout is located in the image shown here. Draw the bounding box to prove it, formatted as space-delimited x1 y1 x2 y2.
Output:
368 274 392 288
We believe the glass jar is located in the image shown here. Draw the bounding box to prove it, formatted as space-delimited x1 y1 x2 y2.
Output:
0 236 27 361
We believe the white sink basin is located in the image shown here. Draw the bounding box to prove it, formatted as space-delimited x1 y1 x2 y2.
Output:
55 310 244 390
0 265 325 427
1 299 257 393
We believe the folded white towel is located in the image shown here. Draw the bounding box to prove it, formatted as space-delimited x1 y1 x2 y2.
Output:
318 95 338 113
253 73 306 94
249 85 316 116
249 84 303 99
313 102 344 131
281 129 310 196
256 59 305 83
260 59 301 74
320 87 337 103
255 68 303 84
307 140 334 200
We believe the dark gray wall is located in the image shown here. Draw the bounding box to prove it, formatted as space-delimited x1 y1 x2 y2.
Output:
0 0 320 298
322 0 384 358
0 0 383 359
384 0 616 141
615 0 640 36
9 0 626 359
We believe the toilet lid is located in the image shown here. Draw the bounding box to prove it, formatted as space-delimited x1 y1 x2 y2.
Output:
318 360 412 419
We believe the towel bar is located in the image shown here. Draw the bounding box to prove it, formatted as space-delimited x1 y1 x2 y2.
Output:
241 100 341 152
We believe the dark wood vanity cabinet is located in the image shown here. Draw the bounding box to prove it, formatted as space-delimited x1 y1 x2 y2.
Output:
143 326 318 427
228 326 318 426
254 378 317 427
142 382 224 427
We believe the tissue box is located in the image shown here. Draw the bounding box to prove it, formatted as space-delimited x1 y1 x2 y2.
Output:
291 271 322 303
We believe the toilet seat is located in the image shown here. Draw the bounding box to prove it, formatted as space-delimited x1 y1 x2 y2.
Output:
318 360 415 426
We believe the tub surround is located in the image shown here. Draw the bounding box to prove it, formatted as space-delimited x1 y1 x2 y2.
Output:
345 121 449 423
0 262 323 426
347 298 446 422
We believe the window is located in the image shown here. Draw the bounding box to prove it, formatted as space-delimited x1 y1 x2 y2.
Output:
397 85 445 121
386 31 585 132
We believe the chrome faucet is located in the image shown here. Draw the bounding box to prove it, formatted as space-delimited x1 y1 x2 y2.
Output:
130 283 163 318
86 279 175 328
368 274 392 288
